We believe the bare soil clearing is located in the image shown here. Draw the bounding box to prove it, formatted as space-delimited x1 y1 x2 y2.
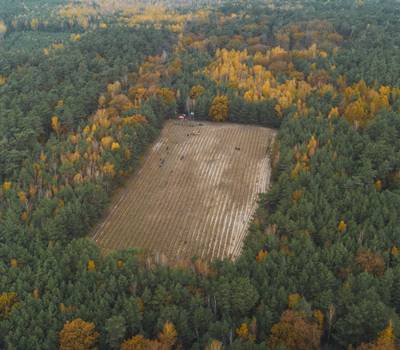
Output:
92 120 276 260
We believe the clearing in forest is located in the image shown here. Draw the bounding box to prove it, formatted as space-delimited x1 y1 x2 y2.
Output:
92 120 276 260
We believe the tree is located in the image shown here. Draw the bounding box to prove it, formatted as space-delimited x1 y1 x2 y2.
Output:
158 321 177 348
0 292 18 319
356 321 396 350
355 250 385 276
0 20 6 40
209 96 229 122
59 318 99 350
105 315 126 349
121 335 160 350
268 310 322 350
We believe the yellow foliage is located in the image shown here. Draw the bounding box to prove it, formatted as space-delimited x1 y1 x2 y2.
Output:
29 184 37 197
157 88 176 104
102 162 116 177
313 310 324 328
256 249 268 262
190 85 205 99
17 191 27 204
99 22 108 29
70 33 81 41
98 118 111 129
2 181 12 192
328 107 339 119
124 149 132 160
109 94 134 112
379 86 391 96
206 340 223 350
377 320 395 346
356 320 396 350
0 75 7 86
121 335 155 350
21 211 28 222
98 95 107 107
374 179 382 192
307 135 318 157
159 321 177 346
122 115 147 125
288 293 301 309
292 189 303 203
10 258 18 268
244 90 256 102
31 18 39 30
0 20 7 35
107 81 121 97
73 173 83 184
111 142 120 151
319 51 328 58
87 260 96 271
0 292 18 318
40 151 47 162
236 323 249 340
51 116 60 133
101 136 114 149
59 318 99 350
391 246 399 257
52 43 64 50
209 95 229 122
69 134 79 145
68 151 80 163
338 220 347 233
117 260 124 269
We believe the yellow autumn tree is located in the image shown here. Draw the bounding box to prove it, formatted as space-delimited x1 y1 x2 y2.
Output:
158 321 177 348
256 249 268 262
0 20 7 39
356 320 396 350
2 181 12 192
190 85 205 99
87 260 96 272
209 96 229 122
338 220 347 233
120 335 157 350
107 81 121 97
328 107 339 119
206 340 223 350
0 292 18 319
31 18 39 31
374 179 383 192
111 142 120 151
236 323 249 340
307 135 318 157
51 116 61 135
59 318 99 350
101 136 114 149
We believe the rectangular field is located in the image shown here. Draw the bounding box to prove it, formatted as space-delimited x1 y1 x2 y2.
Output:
92 120 276 260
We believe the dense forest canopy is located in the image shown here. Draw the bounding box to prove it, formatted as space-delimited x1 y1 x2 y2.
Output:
1 0 400 349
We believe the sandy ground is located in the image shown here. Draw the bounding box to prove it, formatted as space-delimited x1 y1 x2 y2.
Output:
92 120 276 260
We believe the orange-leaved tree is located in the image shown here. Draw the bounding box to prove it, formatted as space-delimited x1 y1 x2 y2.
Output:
268 310 323 350
59 318 99 350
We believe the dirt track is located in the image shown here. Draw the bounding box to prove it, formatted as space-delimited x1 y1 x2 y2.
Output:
92 120 276 260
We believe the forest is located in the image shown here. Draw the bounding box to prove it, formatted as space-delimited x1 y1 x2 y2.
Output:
1 0 400 349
